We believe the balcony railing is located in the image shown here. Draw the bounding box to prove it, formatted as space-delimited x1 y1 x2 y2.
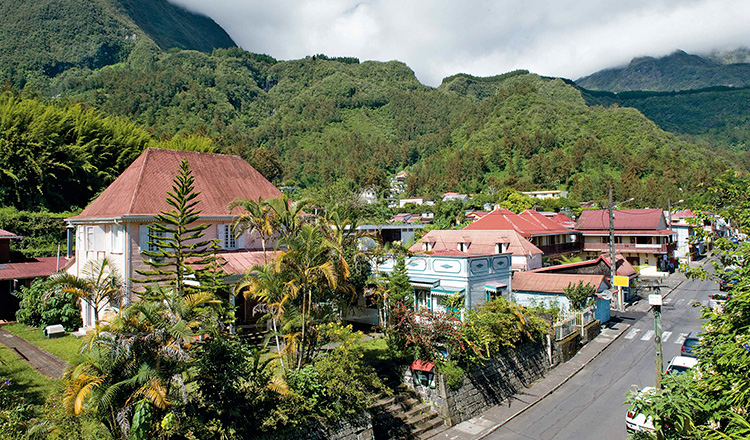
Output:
536 241 583 256
582 242 675 254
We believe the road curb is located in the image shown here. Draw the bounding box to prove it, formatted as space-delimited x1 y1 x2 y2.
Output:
476 322 632 439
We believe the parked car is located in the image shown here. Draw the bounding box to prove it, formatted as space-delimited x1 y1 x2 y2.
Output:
681 332 702 357
709 292 730 312
665 356 698 375
626 387 656 433
719 265 739 291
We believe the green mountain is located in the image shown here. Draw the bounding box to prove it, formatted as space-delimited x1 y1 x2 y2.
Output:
575 50 750 92
0 0 235 86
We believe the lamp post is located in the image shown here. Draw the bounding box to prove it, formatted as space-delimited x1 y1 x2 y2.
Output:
608 186 634 311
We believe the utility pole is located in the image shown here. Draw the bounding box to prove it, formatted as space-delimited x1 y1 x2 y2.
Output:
650 288 664 390
609 186 617 308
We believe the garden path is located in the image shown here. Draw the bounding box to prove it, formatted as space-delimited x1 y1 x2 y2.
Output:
0 328 65 378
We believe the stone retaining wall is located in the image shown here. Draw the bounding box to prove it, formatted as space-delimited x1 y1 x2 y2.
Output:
406 342 550 425
260 413 374 440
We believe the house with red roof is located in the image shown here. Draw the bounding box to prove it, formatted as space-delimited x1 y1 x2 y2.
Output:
575 208 676 268
670 209 705 260
549 212 576 230
410 229 542 271
65 148 283 327
463 208 582 258
511 272 610 322
0 229 64 321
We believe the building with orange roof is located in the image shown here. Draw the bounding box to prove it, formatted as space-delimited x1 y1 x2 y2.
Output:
463 208 581 258
65 148 283 327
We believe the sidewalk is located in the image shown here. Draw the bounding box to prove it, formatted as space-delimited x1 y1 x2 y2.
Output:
430 265 696 440
430 320 631 440
0 328 66 378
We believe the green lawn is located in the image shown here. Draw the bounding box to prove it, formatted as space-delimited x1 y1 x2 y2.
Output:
2 323 85 363
0 345 58 405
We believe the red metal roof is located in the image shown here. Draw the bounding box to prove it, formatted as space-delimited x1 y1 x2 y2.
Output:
519 210 574 234
410 229 542 256
464 208 568 237
218 250 280 275
0 229 21 239
550 213 576 228
69 148 282 221
0 257 61 280
531 254 638 278
411 360 436 372
672 209 695 219
578 229 674 236
576 209 666 231
513 272 607 294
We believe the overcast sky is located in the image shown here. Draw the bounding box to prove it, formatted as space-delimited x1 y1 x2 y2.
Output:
169 0 750 87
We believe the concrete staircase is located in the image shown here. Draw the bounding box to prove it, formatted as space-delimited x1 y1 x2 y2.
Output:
371 389 447 440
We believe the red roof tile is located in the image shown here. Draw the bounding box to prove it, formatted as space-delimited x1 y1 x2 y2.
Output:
576 209 666 231
519 210 575 234
513 272 607 294
0 257 61 280
531 254 638 278
69 148 282 221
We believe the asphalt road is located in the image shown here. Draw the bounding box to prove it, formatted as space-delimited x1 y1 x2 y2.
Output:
486 272 716 440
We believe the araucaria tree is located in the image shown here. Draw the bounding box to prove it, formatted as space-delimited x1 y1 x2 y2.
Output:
136 159 224 301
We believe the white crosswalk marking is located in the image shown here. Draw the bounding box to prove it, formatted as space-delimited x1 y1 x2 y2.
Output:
675 298 686 306
675 333 688 344
641 330 655 341
624 329 640 340
664 297 673 304
662 331 673 342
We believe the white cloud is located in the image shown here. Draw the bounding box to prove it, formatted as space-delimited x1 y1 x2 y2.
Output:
169 0 750 86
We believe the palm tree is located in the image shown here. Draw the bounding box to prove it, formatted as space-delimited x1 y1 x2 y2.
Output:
275 224 338 369
229 197 276 262
50 257 123 327
238 264 290 371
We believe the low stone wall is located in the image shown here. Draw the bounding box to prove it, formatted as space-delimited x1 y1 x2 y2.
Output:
260 413 374 440
553 331 581 364
582 320 601 344
406 342 549 425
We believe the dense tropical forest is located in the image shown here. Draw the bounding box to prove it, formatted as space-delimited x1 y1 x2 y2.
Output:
2 0 750 241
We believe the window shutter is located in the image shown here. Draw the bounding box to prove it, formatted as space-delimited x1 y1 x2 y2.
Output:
236 227 246 249
139 225 149 253
217 224 227 249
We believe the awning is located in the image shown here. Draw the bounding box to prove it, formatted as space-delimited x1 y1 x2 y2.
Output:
411 360 436 372
430 287 465 297
484 282 507 292
410 278 440 289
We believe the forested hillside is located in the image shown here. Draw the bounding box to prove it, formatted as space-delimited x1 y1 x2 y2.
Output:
0 0 234 87
575 50 750 92
1 2 748 216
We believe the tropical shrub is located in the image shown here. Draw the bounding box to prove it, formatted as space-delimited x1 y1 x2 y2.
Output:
16 278 82 331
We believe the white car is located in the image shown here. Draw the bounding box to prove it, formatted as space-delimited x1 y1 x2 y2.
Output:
665 356 698 375
626 387 656 433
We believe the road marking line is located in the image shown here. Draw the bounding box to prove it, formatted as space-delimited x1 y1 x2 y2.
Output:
675 298 685 306
662 331 673 342
624 329 640 339
664 297 673 304
641 330 655 341
675 333 688 344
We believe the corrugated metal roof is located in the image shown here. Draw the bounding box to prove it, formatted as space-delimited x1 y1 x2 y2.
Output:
410 229 542 256
513 272 606 294
69 148 282 221
576 209 666 231
0 229 21 239
0 257 61 280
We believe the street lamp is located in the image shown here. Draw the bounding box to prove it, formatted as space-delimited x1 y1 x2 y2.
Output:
608 185 634 311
